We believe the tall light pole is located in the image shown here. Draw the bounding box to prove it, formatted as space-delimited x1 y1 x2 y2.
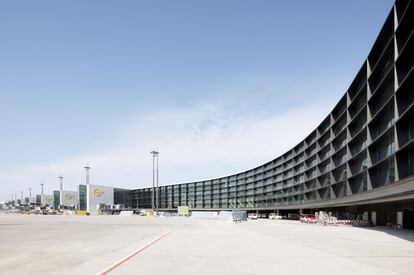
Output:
150 150 159 215
58 175 63 208
28 187 31 206
58 175 63 191
156 153 159 215
40 182 44 206
84 165 91 185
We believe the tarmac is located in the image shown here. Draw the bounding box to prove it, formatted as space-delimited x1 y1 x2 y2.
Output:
0 215 414 275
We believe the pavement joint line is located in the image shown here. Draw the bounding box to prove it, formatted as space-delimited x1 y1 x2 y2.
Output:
99 231 170 275
197 220 239 275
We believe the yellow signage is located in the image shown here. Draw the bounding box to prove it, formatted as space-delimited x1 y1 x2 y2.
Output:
93 188 102 197
64 193 74 200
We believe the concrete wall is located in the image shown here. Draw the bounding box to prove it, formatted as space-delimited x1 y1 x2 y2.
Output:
29 197 37 204
87 185 114 215
42 195 54 207
61 191 78 207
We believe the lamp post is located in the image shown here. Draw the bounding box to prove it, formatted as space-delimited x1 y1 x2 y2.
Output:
28 187 31 207
84 165 90 185
150 150 159 215
58 175 63 191
40 182 44 206
58 175 63 208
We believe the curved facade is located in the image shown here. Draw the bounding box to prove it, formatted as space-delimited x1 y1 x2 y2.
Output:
132 1 414 214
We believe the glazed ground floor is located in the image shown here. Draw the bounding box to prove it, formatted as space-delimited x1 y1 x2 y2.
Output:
159 199 414 229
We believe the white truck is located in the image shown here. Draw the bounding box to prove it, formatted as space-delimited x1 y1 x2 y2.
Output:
269 213 283 220
248 213 258 220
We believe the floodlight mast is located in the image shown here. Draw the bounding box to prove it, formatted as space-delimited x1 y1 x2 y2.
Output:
40 182 44 206
84 165 91 185
58 175 64 208
58 175 63 191
150 150 159 215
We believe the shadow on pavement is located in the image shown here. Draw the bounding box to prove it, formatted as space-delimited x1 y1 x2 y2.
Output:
363 226 414 243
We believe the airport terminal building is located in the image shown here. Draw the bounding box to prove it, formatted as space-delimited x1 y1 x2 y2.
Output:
130 1 414 227
18 1 413 228
77 184 131 215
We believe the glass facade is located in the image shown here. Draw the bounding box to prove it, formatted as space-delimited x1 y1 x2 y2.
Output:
78 185 87 211
53 190 60 209
114 188 131 208
35 195 41 205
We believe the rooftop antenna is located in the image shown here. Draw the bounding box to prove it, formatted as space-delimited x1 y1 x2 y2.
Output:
84 165 91 185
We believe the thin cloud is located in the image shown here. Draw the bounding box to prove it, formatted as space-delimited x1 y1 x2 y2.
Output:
0 102 330 199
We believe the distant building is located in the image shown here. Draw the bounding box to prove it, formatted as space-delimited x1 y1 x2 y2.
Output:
35 195 41 205
42 195 53 207
78 184 130 215
53 190 78 209
53 191 60 209
78 184 112 214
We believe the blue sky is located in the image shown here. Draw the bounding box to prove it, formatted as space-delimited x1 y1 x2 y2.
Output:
0 1 393 199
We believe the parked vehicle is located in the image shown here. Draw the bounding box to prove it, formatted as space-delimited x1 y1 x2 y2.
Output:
300 214 317 223
248 213 258 220
269 213 283 220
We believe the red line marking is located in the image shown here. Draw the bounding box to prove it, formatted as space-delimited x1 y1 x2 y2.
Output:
100 232 169 275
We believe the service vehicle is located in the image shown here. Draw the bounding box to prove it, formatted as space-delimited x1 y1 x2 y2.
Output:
248 213 258 220
269 213 283 220
300 214 317 223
